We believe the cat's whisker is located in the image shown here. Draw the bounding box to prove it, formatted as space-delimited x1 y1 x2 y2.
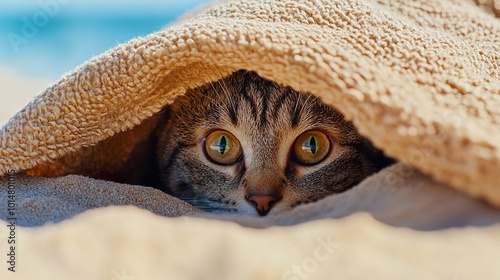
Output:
215 80 236 119
214 67 239 120
193 90 218 104
209 82 231 116
178 198 212 205
178 197 236 213
292 91 302 122
298 94 320 125
300 94 314 118
219 76 238 114
209 67 231 107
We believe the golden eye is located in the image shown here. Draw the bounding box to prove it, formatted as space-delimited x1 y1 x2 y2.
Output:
204 130 242 165
293 131 331 165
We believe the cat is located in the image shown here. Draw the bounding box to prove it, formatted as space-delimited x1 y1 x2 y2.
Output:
155 70 394 216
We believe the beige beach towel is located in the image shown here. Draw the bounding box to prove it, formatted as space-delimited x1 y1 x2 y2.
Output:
1 0 500 279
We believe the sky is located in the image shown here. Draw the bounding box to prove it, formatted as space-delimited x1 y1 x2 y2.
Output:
0 0 213 78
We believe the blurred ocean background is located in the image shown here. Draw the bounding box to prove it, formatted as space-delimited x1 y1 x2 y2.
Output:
0 0 212 79
0 0 212 123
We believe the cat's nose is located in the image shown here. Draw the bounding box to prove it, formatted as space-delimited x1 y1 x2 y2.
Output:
246 195 280 216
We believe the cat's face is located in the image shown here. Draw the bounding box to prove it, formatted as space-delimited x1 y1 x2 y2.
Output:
156 70 391 216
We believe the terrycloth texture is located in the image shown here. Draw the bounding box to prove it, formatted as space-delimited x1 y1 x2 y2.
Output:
1 164 500 279
0 174 200 227
1 0 500 278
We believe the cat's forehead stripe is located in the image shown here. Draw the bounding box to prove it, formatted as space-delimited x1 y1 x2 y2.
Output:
271 88 291 120
228 77 307 130
239 79 259 122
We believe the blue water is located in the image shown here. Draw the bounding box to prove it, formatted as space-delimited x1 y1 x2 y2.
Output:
0 2 210 78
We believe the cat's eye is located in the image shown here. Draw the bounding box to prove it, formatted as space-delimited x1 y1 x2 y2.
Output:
204 130 242 165
293 130 331 165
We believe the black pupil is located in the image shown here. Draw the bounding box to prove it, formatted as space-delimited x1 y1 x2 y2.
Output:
309 136 316 154
219 135 227 155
